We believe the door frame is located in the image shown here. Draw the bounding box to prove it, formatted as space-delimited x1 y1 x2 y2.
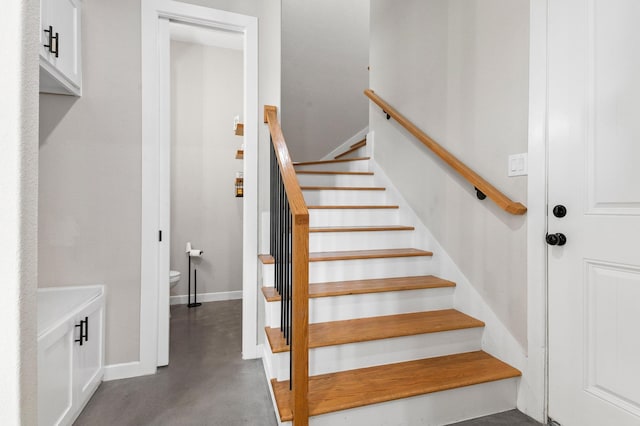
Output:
525 0 549 422
137 0 258 376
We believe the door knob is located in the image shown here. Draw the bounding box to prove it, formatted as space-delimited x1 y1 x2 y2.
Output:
553 205 567 218
546 233 567 246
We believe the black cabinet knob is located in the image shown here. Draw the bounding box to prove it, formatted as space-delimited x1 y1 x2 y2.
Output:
553 205 567 218
546 233 567 246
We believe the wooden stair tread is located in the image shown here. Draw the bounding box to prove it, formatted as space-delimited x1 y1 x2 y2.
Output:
310 225 414 233
261 275 455 302
259 248 433 264
271 350 522 421
294 157 370 166
265 309 483 353
350 138 367 148
309 248 432 262
307 205 399 209
295 170 374 175
301 186 385 191
335 140 367 159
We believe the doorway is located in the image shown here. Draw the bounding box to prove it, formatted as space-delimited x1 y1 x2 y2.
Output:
163 22 245 365
141 0 258 375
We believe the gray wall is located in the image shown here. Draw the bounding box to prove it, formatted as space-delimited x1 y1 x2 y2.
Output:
39 0 280 366
282 0 370 161
370 0 529 347
170 41 243 298
39 0 143 365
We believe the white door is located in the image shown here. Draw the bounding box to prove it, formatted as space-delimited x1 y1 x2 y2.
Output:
547 0 640 425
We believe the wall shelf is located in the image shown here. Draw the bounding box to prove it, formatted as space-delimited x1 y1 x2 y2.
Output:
235 177 244 197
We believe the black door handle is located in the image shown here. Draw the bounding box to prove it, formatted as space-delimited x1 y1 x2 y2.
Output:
75 319 85 346
546 233 567 246
75 317 89 345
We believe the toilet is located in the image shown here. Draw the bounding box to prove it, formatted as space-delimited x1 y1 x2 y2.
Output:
169 270 181 289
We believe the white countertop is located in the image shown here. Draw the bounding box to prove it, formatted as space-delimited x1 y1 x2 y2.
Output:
38 286 103 337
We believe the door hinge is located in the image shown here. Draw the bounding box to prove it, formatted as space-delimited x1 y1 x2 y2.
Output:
159 230 162 242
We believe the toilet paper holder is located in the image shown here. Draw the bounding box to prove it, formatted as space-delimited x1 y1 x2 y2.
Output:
186 242 203 308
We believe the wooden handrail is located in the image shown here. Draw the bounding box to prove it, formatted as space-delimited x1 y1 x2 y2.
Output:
364 89 527 215
264 105 310 426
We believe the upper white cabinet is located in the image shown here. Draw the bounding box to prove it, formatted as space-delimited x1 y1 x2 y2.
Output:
40 0 82 96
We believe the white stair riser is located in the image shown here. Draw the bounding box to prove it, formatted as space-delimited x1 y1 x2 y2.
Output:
297 174 375 187
264 287 454 328
262 256 435 286
309 230 415 252
297 379 518 426
302 189 388 205
294 159 369 173
269 328 483 380
309 209 400 227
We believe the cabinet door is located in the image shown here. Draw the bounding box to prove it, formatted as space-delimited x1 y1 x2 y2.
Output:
74 297 104 405
38 324 75 426
40 0 81 92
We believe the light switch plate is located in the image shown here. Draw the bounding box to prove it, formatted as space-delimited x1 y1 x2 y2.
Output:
508 153 528 177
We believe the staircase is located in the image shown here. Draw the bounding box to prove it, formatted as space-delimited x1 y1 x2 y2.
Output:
260 138 521 425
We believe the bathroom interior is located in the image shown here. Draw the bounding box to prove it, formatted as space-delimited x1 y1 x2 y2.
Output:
167 21 244 321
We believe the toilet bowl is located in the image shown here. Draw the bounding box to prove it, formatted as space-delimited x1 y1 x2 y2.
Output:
169 270 181 289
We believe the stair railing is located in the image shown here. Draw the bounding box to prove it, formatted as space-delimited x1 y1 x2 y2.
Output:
264 105 310 426
364 89 527 215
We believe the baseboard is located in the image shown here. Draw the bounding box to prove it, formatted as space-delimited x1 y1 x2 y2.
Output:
170 290 243 305
320 127 369 160
103 361 152 381
244 343 263 361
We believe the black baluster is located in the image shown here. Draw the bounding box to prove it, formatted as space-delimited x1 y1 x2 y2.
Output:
270 144 275 257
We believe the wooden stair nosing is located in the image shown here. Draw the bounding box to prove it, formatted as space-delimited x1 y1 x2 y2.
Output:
335 140 367 159
310 225 414 233
301 186 386 191
271 350 522 422
295 170 374 176
293 157 370 166
350 138 367 148
265 309 484 354
307 204 399 209
258 248 433 265
261 275 455 302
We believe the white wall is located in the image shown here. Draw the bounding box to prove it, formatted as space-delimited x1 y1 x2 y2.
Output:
370 0 530 348
281 0 370 161
39 0 280 366
170 41 243 298
0 0 38 423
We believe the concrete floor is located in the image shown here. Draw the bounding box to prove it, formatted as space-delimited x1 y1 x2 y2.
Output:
75 300 541 426
450 410 542 425
75 300 278 426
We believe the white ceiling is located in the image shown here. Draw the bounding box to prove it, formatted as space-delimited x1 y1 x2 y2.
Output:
169 22 243 50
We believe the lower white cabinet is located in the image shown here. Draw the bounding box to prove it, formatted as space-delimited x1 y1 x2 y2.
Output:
38 286 105 426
